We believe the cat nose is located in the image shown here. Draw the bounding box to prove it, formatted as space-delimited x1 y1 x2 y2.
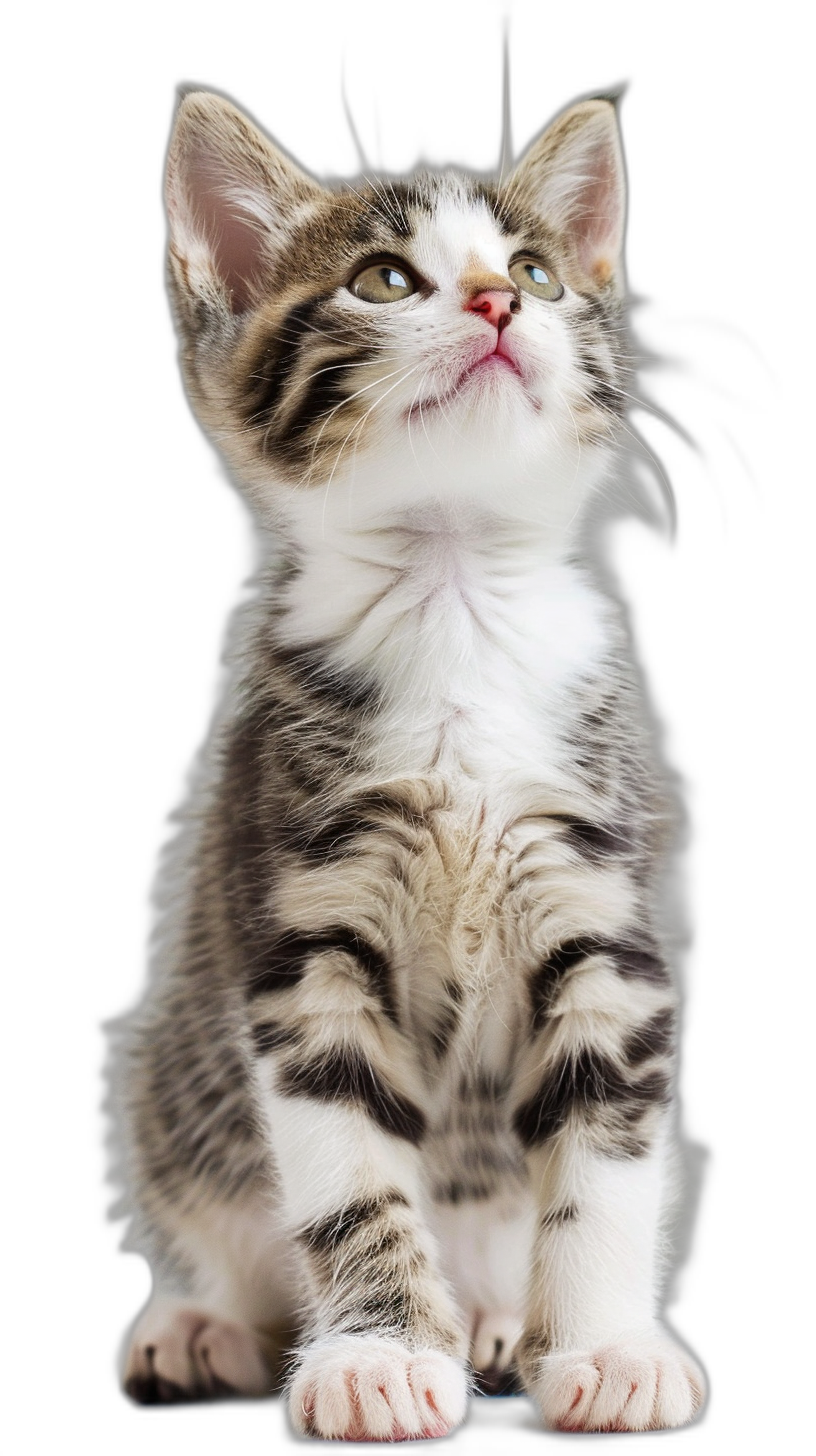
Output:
464 288 519 332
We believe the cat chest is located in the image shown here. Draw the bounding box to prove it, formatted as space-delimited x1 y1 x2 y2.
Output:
279 523 609 787
278 784 572 1047
360 582 601 786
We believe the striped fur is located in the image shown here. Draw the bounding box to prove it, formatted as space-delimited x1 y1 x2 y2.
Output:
111 91 705 1436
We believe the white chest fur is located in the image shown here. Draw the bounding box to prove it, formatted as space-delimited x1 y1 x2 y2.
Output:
279 499 610 793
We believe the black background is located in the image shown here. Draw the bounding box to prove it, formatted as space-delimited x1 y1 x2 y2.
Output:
79 8 781 1444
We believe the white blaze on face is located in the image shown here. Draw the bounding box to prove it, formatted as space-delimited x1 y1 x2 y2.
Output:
412 185 512 291
351 187 588 489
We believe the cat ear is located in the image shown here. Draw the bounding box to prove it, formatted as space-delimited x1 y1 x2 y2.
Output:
166 91 322 320
509 99 625 290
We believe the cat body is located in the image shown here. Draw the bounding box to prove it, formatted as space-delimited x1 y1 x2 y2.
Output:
115 91 705 1435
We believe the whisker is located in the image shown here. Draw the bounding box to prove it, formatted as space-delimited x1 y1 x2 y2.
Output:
330 364 421 473
318 363 422 525
305 360 420 473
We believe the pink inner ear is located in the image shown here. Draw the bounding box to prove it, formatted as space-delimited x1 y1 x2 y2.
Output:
571 139 623 278
186 149 268 314
512 106 625 288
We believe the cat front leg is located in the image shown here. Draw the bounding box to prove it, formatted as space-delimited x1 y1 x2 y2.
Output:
516 1136 705 1431
246 937 469 1440
277 1108 469 1441
510 938 706 1431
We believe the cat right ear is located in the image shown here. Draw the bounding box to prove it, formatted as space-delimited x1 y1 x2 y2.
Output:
508 99 626 292
166 91 322 323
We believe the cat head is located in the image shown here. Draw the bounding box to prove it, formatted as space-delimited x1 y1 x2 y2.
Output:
166 90 629 533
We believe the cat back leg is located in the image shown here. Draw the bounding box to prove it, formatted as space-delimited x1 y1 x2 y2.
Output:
120 1185 299 1403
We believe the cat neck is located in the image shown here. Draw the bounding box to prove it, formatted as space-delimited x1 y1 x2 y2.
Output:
273 494 610 786
279 492 587 640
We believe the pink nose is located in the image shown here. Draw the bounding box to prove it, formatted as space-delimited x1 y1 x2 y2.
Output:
465 289 517 331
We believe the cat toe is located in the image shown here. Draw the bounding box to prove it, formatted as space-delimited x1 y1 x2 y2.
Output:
124 1366 191 1406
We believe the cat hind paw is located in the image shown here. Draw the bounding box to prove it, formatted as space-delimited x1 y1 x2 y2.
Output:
288 1334 468 1440
124 1303 271 1403
471 1310 524 1395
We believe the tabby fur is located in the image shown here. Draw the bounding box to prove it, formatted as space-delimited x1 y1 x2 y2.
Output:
112 89 705 1436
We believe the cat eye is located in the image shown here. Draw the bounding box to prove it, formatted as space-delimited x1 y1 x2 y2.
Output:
509 258 565 302
350 260 417 303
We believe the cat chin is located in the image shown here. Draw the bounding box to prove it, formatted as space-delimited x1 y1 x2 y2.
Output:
407 348 532 423
242 394 611 541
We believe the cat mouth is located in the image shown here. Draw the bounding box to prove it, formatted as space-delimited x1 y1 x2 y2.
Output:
407 341 529 421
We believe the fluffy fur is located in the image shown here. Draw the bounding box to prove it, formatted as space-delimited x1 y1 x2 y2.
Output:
111 89 705 1436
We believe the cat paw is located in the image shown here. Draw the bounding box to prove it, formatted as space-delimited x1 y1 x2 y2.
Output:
124 1303 271 1402
288 1334 468 1440
471 1310 523 1395
525 1331 705 1431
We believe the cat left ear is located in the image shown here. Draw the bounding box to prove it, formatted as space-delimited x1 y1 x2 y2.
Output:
509 99 625 291
166 90 322 322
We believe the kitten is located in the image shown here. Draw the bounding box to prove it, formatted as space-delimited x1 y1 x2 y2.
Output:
113 89 706 1436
